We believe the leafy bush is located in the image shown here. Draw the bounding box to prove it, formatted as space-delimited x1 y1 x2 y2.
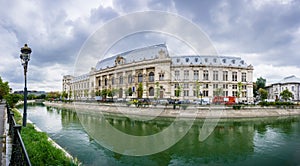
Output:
5 93 22 108
233 105 241 110
259 101 294 107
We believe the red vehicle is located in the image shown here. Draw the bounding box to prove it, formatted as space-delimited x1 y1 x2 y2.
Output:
213 96 236 105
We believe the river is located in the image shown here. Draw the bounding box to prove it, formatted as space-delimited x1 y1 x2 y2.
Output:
20 104 300 165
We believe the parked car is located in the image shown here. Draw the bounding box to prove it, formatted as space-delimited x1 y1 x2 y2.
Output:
158 99 169 105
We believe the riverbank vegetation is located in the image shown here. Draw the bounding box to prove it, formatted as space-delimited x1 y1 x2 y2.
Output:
12 109 78 166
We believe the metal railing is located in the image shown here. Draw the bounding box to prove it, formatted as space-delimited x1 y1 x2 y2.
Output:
6 104 31 166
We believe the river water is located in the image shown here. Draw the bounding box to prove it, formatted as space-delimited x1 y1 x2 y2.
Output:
21 104 300 165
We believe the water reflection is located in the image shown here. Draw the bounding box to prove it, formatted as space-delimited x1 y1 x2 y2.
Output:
23 105 300 165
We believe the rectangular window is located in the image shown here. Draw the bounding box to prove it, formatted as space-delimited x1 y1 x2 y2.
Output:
175 83 179 88
232 91 237 97
223 71 228 81
223 84 228 89
98 79 101 86
175 70 180 80
242 72 247 82
232 72 237 81
204 84 209 89
184 90 189 96
193 70 199 81
184 70 189 80
223 91 228 96
213 84 218 89
232 85 237 89
242 85 246 90
193 90 197 97
203 90 209 97
203 70 209 80
159 73 164 81
184 83 189 89
292 86 295 91
213 71 218 81
119 76 123 85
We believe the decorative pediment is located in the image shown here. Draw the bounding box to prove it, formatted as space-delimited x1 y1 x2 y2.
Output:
158 49 167 58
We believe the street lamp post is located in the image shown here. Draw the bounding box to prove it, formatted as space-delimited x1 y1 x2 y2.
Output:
20 44 32 127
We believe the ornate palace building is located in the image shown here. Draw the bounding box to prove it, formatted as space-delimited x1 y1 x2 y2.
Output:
266 75 300 101
63 44 254 103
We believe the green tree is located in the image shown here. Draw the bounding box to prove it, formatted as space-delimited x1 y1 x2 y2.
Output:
61 91 68 99
37 94 46 99
195 81 200 98
137 83 143 98
101 89 108 99
27 94 36 100
68 90 72 99
5 93 22 108
0 76 10 101
237 82 242 98
125 87 132 98
107 88 117 100
175 84 181 98
46 91 61 100
254 77 266 97
84 89 88 98
258 88 268 101
95 90 101 96
280 89 293 101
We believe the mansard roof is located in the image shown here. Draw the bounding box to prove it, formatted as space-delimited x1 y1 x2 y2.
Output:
278 75 300 84
72 73 89 82
171 55 249 68
95 43 251 71
95 44 169 70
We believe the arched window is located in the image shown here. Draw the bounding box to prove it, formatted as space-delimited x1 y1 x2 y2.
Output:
185 58 189 62
149 87 154 96
138 73 143 82
149 72 154 82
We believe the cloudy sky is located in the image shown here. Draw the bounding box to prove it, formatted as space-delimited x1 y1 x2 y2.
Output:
0 0 300 92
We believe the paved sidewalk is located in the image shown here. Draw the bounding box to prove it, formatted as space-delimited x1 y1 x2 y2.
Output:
0 102 6 166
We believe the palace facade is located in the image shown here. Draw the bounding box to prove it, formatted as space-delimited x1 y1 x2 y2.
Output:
266 75 300 101
63 44 254 103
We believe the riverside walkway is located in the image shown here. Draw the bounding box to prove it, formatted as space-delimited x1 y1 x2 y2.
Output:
0 102 6 165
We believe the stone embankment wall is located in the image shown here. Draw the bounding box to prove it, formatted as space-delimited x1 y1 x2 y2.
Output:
43 102 300 119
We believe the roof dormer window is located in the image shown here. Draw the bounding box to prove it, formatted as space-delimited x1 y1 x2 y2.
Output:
177 58 180 63
195 57 198 62
185 58 189 63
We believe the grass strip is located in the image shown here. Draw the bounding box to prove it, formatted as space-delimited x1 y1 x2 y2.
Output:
12 108 78 166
